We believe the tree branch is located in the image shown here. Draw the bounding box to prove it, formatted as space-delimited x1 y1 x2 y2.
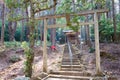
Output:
34 0 57 13
33 0 48 4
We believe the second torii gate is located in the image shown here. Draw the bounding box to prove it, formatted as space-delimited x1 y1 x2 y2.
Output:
36 9 109 75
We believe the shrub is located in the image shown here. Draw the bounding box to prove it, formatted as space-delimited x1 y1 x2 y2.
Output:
89 47 95 53
4 41 21 49
9 55 21 63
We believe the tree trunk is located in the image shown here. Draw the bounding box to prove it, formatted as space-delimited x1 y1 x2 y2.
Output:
25 2 35 78
86 26 92 47
21 20 24 42
40 20 44 42
106 0 111 18
50 7 56 46
85 16 92 47
119 0 120 13
8 9 17 41
50 22 56 46
84 26 87 44
25 6 30 41
20 9 25 42
0 3 5 45
8 21 17 41
112 0 117 42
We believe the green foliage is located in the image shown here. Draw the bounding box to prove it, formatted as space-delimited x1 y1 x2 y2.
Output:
15 27 21 41
57 0 72 14
24 49 34 77
89 47 95 53
4 41 21 48
116 14 120 22
95 0 106 8
21 41 29 51
9 55 21 63
68 16 80 32
99 18 113 42
5 0 23 9
116 14 120 42
0 20 32 42
21 41 34 77
5 0 25 22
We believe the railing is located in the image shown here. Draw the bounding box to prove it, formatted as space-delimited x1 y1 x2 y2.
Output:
67 37 73 70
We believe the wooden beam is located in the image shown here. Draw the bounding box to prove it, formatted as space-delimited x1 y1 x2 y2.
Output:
47 24 66 28
47 22 95 29
94 12 102 75
71 22 95 26
35 9 109 20
43 19 48 72
78 22 95 26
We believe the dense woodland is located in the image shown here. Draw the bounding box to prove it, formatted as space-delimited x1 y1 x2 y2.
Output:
0 0 120 43
0 0 120 80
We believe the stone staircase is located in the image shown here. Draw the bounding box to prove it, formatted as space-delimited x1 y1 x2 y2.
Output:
44 45 93 80
43 44 117 80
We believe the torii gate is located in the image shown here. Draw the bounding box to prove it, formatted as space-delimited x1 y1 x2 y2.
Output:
35 9 109 75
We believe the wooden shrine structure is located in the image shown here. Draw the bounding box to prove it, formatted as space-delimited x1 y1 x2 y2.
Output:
35 9 109 75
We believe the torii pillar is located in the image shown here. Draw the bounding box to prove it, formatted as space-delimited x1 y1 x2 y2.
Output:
94 12 102 75
43 19 48 72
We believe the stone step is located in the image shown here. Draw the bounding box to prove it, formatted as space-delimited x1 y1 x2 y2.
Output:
45 78 79 80
61 65 82 68
62 62 79 65
62 61 79 63
62 59 79 61
61 68 83 71
62 58 79 61
63 55 78 58
62 56 78 58
50 71 91 76
46 74 92 80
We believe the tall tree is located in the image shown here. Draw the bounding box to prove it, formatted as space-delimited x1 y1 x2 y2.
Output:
50 2 56 46
20 8 26 42
112 0 117 42
8 21 17 41
119 0 120 13
21 19 24 42
5 0 19 41
106 0 112 18
25 4 30 41
0 1 5 45
86 16 92 47
19 0 57 77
